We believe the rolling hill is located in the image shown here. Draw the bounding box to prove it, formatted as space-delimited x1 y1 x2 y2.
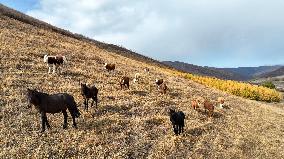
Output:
257 66 284 78
222 65 282 79
163 61 247 81
1 4 284 158
164 61 283 81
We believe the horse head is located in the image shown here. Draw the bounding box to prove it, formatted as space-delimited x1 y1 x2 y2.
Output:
80 83 88 95
43 54 49 63
168 108 175 116
80 83 87 89
27 88 40 107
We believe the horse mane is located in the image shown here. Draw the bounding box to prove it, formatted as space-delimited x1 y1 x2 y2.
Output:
28 89 49 110
33 89 49 96
81 84 89 95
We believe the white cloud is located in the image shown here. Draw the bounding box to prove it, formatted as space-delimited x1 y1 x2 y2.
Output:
27 0 284 67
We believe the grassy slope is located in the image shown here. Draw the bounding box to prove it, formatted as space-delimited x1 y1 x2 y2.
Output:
1 15 284 158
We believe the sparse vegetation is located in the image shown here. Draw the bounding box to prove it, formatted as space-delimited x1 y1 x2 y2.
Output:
184 73 282 102
0 4 172 69
1 5 284 159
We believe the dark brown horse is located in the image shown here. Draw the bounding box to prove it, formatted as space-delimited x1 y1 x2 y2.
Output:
120 76 130 89
80 83 98 110
169 109 185 135
27 89 80 132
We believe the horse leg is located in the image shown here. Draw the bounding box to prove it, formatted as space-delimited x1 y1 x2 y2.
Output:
173 125 177 135
91 99 94 108
86 98 89 110
181 123 184 133
94 96 98 108
52 65 56 74
58 65 61 74
48 65 51 74
174 125 178 135
91 96 97 108
83 97 87 110
72 114 77 129
62 110 68 129
45 115 51 129
210 111 213 118
59 65 63 73
41 112 46 132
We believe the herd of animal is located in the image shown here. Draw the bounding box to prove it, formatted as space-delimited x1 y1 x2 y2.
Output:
27 54 226 135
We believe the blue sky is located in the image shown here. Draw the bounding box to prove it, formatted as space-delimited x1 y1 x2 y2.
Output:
1 0 38 12
1 0 284 68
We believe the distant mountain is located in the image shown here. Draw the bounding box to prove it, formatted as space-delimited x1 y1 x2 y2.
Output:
163 61 283 81
163 61 247 81
222 66 282 79
256 66 284 78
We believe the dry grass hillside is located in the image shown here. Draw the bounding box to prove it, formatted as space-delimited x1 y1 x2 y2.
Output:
1 14 284 158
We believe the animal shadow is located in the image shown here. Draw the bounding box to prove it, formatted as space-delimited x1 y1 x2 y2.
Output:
63 71 90 78
187 127 205 137
92 104 131 117
81 118 126 134
169 92 181 97
196 109 223 119
222 105 230 109
212 112 223 118
105 96 115 100
129 90 148 96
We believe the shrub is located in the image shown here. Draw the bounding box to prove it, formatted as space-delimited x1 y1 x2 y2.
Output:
172 72 283 102
261 81 276 89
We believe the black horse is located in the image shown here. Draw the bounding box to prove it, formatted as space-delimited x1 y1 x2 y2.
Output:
27 89 80 132
80 83 98 110
169 109 185 135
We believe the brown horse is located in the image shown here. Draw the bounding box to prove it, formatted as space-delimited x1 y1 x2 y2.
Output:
80 83 98 110
120 76 130 89
27 89 80 132
43 54 67 74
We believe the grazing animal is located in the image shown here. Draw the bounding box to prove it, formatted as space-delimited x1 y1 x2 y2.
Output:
169 109 185 135
217 97 225 109
203 100 214 117
104 63 115 71
80 83 98 110
27 89 80 132
43 54 67 74
191 99 201 110
158 83 168 94
144 68 150 73
133 73 140 83
120 76 130 89
155 79 164 87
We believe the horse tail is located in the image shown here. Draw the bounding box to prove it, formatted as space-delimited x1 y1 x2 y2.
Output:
66 95 81 118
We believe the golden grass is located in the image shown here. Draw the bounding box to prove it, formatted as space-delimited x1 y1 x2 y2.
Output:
1 15 284 158
183 73 282 102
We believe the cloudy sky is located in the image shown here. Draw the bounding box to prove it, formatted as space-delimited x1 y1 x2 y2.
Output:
1 0 284 67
